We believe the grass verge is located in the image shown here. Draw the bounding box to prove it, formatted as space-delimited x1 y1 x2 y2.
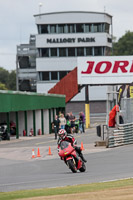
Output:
0 178 133 200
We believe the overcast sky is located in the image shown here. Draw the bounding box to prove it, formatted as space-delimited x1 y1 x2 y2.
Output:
0 0 133 71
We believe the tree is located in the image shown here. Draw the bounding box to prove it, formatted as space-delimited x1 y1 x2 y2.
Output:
7 70 16 90
0 82 8 90
0 67 9 85
0 67 16 90
113 31 133 55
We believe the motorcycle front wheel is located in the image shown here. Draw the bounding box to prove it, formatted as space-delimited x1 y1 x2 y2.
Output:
67 159 77 173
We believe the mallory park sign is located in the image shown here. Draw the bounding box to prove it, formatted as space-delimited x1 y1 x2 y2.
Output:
78 56 133 85
47 37 95 44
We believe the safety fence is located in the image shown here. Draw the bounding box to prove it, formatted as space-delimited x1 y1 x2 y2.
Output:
121 98 133 124
108 123 133 148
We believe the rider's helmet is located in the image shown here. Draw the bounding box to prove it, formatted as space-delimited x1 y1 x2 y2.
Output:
58 129 67 139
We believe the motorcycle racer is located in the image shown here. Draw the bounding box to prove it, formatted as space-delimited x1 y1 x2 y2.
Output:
57 129 87 162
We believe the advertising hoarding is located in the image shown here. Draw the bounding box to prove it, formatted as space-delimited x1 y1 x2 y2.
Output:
78 56 133 85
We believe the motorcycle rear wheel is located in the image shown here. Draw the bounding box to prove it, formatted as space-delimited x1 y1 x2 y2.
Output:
79 162 86 172
67 159 77 173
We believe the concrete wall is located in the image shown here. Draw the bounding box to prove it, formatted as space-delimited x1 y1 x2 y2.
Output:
66 101 106 116
36 33 111 48
18 111 25 136
44 109 49 134
35 11 112 25
27 110 33 136
36 110 41 135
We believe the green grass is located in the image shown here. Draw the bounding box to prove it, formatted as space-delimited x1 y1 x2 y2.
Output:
0 178 133 200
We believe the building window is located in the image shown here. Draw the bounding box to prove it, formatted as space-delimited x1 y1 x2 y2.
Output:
42 72 49 81
86 47 93 56
101 23 104 32
50 24 56 33
94 47 103 56
51 48 57 57
40 25 48 34
38 47 107 58
85 24 91 32
51 71 58 80
37 22 110 34
41 48 49 57
76 24 84 33
77 47 84 56
108 38 112 43
59 71 68 80
68 48 75 56
105 47 111 56
59 48 66 57
58 24 66 33
93 24 102 32
67 24 75 33
105 23 110 33
38 72 42 81
38 71 71 82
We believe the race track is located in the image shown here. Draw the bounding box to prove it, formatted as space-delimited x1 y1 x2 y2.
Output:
0 130 133 192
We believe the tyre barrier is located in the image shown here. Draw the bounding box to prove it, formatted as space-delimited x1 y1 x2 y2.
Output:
108 123 133 148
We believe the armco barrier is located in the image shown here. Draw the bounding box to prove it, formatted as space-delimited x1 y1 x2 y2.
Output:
108 123 133 148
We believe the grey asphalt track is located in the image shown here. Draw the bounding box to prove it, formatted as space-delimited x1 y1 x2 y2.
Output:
0 126 133 192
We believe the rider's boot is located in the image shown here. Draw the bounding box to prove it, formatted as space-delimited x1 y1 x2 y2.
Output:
79 153 87 163
75 146 87 163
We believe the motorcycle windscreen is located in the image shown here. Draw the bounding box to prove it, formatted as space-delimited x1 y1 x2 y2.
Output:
60 141 70 150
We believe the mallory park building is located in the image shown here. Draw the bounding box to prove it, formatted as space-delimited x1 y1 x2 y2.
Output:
16 11 113 114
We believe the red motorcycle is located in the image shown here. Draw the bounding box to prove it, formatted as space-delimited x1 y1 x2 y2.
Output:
58 141 86 173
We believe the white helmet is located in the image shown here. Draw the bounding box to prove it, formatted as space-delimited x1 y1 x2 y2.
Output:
58 129 67 139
